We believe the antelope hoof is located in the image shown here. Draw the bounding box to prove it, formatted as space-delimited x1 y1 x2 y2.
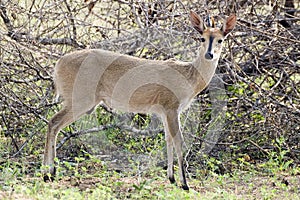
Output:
181 184 189 191
43 167 56 182
169 176 176 184
43 174 55 182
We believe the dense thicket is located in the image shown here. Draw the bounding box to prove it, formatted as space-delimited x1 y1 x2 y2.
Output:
0 0 299 176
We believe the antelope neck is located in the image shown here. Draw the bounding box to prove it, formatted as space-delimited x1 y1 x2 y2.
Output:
192 48 219 85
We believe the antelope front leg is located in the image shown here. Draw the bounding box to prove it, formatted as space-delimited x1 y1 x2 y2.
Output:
172 130 188 190
165 132 175 184
164 110 189 190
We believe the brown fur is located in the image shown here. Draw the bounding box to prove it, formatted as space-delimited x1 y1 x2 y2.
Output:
43 11 237 190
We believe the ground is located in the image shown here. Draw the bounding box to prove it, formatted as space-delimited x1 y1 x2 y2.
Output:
1 157 299 200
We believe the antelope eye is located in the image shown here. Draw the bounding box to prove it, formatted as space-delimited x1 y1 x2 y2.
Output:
200 38 205 42
217 39 223 44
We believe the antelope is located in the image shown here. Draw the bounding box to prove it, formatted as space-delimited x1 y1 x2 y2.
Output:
43 11 236 190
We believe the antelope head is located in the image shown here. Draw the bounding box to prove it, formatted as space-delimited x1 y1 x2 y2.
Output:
190 11 237 61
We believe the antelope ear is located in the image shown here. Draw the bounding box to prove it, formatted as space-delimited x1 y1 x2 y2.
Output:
190 11 206 35
222 14 237 36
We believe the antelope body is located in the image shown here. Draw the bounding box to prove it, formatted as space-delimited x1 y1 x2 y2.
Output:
43 11 236 190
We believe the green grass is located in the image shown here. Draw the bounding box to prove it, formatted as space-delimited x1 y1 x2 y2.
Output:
1 156 299 200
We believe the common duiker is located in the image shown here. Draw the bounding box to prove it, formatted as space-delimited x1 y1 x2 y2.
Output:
43 11 236 190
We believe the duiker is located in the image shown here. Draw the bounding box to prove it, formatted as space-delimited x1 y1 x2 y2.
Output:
43 11 236 190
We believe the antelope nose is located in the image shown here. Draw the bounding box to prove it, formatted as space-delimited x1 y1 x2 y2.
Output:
205 52 213 60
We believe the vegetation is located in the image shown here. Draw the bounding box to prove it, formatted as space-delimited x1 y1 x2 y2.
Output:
1 153 300 199
0 0 299 199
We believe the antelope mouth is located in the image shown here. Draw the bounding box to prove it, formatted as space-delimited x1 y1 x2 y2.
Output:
205 52 213 60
